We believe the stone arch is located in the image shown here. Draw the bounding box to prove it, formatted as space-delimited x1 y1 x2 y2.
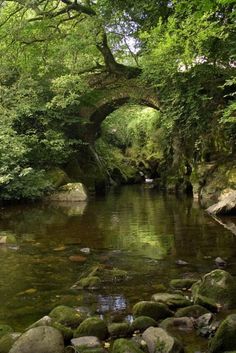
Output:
78 78 159 141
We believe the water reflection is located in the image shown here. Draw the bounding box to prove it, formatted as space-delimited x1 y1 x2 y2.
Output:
0 185 236 330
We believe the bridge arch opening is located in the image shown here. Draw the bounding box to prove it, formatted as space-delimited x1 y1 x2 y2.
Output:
94 102 164 185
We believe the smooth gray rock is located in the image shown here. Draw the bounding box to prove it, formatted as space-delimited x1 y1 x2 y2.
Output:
207 189 236 215
71 336 101 349
9 326 64 353
142 327 184 353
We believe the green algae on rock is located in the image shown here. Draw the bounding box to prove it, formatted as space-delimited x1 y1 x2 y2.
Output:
209 314 236 353
112 338 144 353
131 316 157 332
191 270 236 310
74 317 108 340
133 301 173 321
49 305 86 328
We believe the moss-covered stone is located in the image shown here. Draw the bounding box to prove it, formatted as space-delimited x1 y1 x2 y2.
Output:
159 317 194 332
133 301 173 321
131 316 157 332
191 270 236 309
209 314 236 353
175 305 210 318
49 305 86 328
49 183 88 202
0 326 14 339
74 317 108 340
0 333 21 353
151 293 191 309
108 323 130 338
169 278 198 290
52 322 73 341
112 338 144 353
77 276 102 290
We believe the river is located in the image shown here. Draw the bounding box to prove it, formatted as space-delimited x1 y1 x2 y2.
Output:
0 185 235 332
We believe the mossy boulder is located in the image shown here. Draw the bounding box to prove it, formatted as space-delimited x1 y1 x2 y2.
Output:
169 278 198 290
175 305 210 318
74 317 108 340
131 316 157 332
142 327 184 353
52 322 73 341
112 338 144 353
191 270 236 309
133 301 172 321
0 333 21 353
0 326 14 339
49 305 86 328
199 162 236 208
159 317 194 332
151 293 191 309
209 314 236 353
49 183 88 202
108 323 130 338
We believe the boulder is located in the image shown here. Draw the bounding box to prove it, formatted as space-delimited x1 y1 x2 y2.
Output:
133 301 173 321
112 338 144 353
209 314 236 353
191 270 236 309
9 326 64 353
131 316 157 332
169 278 198 290
51 322 73 341
48 183 88 202
151 293 191 309
49 305 86 328
0 333 21 353
71 336 101 349
175 304 210 318
207 189 236 215
74 317 108 340
108 323 130 338
159 317 195 332
142 327 184 353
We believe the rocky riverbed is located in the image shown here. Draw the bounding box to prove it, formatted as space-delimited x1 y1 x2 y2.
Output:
2 269 236 353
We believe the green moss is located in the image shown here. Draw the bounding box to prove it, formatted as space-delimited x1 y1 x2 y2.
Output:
108 323 130 338
209 314 236 353
132 301 173 321
74 317 108 340
0 326 13 339
175 305 209 318
52 322 73 341
49 305 86 328
170 279 198 290
77 276 102 289
112 338 144 353
0 333 21 353
131 316 157 332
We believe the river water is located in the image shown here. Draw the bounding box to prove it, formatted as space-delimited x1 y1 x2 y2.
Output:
0 185 236 334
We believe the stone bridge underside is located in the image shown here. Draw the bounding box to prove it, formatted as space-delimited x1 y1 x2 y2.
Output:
77 75 160 141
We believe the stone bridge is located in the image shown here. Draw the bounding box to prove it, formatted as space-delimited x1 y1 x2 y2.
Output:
77 74 160 141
